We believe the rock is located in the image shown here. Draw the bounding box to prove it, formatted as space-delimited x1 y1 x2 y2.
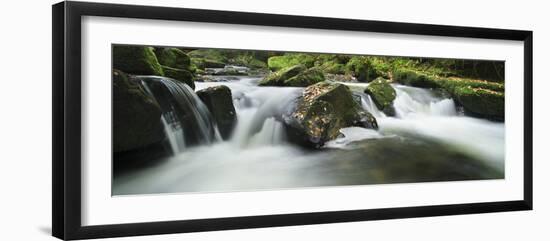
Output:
453 86 505 121
344 57 382 82
161 66 195 89
267 54 316 71
259 65 325 87
284 82 378 148
112 70 165 152
155 48 191 70
113 46 164 76
365 77 397 115
196 85 237 140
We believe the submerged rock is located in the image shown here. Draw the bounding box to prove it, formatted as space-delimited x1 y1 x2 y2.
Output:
161 66 195 90
113 46 164 76
155 48 191 70
365 77 396 116
259 65 325 87
196 85 237 140
284 82 378 148
112 70 164 152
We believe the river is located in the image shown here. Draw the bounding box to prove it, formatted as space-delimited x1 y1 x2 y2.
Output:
113 76 504 195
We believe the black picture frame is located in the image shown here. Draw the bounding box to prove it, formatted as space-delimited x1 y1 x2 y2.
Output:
52 1 533 240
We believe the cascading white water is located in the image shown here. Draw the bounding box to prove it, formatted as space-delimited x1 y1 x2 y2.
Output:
113 77 505 195
138 76 221 155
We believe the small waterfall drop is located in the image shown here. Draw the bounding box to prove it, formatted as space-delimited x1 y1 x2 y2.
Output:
137 76 221 155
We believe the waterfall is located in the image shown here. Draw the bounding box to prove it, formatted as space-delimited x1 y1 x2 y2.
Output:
392 85 457 118
137 76 221 155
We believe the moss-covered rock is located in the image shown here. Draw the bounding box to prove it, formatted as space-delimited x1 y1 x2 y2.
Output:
365 77 396 115
267 54 316 71
453 86 505 121
112 70 164 153
284 67 326 87
284 82 378 148
113 46 164 76
259 65 325 87
196 85 237 140
344 57 383 82
161 66 195 90
259 64 307 86
392 68 439 88
155 48 191 70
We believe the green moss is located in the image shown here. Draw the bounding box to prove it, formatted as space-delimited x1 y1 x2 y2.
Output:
161 66 195 90
365 78 397 110
267 54 316 71
113 46 164 76
155 48 191 70
392 68 439 88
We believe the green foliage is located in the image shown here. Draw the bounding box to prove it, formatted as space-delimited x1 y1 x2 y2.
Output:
344 56 383 82
113 46 164 76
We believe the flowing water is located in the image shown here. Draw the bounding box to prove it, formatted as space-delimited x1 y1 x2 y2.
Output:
113 76 505 195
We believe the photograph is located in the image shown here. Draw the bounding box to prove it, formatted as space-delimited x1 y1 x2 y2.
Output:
112 45 505 195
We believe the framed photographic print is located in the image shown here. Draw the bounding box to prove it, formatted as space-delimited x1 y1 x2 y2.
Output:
52 1 533 240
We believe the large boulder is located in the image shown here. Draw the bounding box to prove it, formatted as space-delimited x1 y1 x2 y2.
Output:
196 85 237 140
161 66 195 90
155 48 191 70
259 65 325 87
112 70 164 152
284 82 378 148
365 77 396 115
113 46 164 76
